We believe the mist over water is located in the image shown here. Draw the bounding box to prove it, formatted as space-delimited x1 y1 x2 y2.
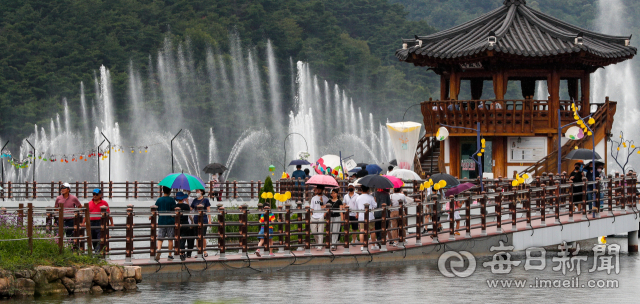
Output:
1 33 394 183
592 0 640 173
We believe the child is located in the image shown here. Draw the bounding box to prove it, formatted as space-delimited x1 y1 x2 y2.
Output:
255 211 275 257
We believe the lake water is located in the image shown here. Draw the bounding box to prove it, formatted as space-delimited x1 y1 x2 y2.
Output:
7 238 640 303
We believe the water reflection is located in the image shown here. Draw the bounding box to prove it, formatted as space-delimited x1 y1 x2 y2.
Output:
8 239 640 303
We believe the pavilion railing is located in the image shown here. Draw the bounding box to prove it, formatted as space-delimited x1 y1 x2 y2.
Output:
421 98 606 135
1 174 636 261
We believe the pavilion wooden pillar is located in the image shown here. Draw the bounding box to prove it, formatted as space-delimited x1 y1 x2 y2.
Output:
492 71 506 100
449 69 461 100
441 75 450 100
548 70 560 128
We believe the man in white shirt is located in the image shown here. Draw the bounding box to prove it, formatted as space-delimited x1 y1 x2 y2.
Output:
343 183 360 243
389 188 407 245
355 185 376 251
310 186 329 250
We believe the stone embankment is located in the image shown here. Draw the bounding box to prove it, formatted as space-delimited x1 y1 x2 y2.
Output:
0 265 141 298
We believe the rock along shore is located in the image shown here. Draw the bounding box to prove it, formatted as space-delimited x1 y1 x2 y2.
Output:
0 265 141 298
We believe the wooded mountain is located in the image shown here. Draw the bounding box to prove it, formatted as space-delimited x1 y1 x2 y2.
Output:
1 0 638 146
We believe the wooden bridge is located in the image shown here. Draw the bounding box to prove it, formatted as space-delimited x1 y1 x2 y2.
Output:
1 173 638 278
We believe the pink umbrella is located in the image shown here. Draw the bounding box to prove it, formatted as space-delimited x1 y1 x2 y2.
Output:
382 175 404 188
306 175 339 188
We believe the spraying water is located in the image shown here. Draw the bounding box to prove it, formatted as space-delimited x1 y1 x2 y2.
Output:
592 0 639 172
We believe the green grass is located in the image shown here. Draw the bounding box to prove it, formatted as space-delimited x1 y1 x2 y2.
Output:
0 214 106 271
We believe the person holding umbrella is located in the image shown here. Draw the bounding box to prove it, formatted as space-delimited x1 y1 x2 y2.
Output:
190 189 211 258
373 188 391 249
155 186 177 261
569 161 585 212
355 185 377 251
328 188 343 251
175 191 193 261
310 186 329 250
343 184 359 244
292 164 306 186
389 188 406 246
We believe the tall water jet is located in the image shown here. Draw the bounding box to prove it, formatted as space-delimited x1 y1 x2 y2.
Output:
266 40 284 138
208 127 219 165
534 81 548 100
79 82 89 137
592 0 639 170
63 98 70 135
247 48 265 126
157 38 183 124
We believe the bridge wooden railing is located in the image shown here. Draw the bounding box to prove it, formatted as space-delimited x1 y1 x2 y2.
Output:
1 174 636 262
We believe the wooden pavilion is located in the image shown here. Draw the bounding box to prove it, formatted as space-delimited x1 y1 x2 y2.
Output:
396 0 636 179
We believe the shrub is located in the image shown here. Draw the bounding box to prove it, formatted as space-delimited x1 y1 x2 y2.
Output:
0 213 105 271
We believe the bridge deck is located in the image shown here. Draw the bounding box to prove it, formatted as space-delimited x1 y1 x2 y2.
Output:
113 208 637 270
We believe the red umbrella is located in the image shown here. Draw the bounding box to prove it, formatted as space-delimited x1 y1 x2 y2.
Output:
382 175 404 188
306 175 339 188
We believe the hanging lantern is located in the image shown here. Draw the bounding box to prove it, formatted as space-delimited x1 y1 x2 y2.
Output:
269 165 275 172
436 127 449 141
565 126 584 140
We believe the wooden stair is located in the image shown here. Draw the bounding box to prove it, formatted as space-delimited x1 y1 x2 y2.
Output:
414 136 441 178
519 99 616 177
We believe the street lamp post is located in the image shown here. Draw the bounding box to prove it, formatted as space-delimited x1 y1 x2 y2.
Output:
101 132 111 182
557 107 595 182
25 139 35 182
440 121 484 192
171 129 183 173
1 140 8 184
97 139 105 182
283 133 308 173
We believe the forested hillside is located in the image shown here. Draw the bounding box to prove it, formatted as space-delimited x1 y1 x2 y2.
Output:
1 0 638 147
0 0 437 144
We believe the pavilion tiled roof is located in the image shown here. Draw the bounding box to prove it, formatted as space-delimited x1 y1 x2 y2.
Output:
396 0 636 66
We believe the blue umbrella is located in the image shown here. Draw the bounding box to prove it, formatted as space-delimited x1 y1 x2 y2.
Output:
365 164 382 175
289 159 311 166
158 173 205 190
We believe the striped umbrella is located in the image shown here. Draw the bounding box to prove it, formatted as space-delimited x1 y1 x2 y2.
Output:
158 173 205 190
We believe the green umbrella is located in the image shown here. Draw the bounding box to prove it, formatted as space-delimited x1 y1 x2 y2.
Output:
158 173 205 190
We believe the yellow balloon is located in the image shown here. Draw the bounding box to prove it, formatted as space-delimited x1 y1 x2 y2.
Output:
285 191 291 199
429 179 433 185
420 184 425 191
574 115 579 120
518 178 525 184
587 131 592 136
434 184 440 191
275 193 281 201
588 118 595 125
512 180 519 187
477 153 483 156
261 192 267 199
523 174 530 179
439 180 447 187
267 192 273 199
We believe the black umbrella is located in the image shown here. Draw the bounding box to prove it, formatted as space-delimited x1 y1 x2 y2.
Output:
357 175 394 189
288 159 311 166
565 149 602 160
390 159 397 166
429 173 460 188
356 163 369 168
355 169 369 178
203 163 227 175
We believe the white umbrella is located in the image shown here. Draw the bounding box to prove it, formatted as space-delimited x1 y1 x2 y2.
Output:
387 169 422 181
